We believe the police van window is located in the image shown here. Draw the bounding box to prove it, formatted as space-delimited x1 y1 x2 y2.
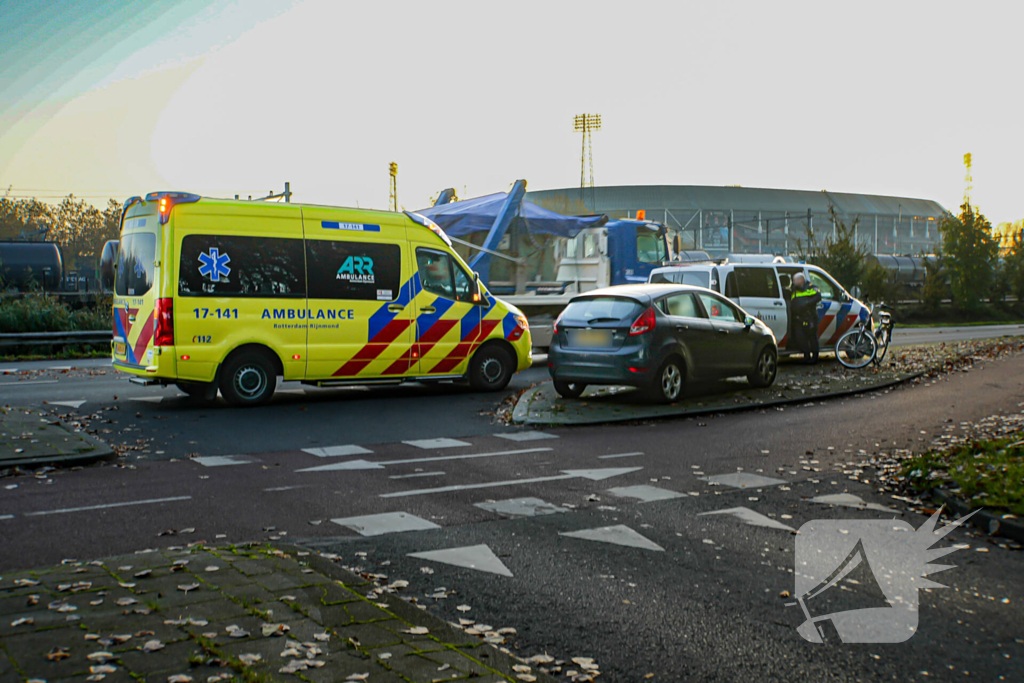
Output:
724 271 739 298
808 270 840 300
777 266 803 299
306 240 401 301
636 228 666 264
178 235 305 298
114 232 156 297
660 293 705 319
735 267 781 298
696 292 744 323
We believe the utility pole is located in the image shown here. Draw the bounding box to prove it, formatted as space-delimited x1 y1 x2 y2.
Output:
389 162 398 212
573 113 601 213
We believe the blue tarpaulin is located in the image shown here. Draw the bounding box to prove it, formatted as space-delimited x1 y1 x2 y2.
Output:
416 192 606 238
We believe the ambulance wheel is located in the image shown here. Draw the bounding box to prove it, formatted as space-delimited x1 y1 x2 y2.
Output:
553 380 586 399
469 345 514 392
220 352 276 407
176 381 215 400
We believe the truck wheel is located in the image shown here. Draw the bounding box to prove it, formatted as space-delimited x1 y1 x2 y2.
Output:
748 347 777 388
553 380 586 399
219 352 276 407
469 346 514 392
176 381 215 400
646 358 684 404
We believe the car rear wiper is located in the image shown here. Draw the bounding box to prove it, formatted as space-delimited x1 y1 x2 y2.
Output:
582 317 621 323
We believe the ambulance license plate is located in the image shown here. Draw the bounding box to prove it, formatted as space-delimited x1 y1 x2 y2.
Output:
571 329 612 348
114 342 126 356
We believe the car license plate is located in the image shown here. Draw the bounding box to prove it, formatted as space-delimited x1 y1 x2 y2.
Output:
114 342 126 356
572 329 612 348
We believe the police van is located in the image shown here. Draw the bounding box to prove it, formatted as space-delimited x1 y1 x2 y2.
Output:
111 192 532 406
648 262 869 353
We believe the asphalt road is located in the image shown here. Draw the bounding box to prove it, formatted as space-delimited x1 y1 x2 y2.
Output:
1 325 1023 681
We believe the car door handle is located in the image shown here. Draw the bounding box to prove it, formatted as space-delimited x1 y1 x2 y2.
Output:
716 328 729 334
419 306 436 314
773 301 784 307
387 304 405 312
675 324 688 331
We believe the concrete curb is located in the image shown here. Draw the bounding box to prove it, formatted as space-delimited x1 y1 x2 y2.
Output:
0 408 116 469
512 370 926 426
930 489 1024 544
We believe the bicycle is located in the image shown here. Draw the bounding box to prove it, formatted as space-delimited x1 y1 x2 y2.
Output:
834 303 894 369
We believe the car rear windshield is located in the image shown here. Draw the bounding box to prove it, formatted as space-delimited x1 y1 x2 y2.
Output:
115 232 156 297
650 270 710 288
562 296 641 324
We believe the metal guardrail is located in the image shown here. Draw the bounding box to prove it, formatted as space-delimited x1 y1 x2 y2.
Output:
0 330 112 348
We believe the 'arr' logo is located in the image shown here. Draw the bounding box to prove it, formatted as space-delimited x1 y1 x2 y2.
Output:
337 256 374 284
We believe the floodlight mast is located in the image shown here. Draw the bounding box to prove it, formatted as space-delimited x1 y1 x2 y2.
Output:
573 113 601 212
389 162 398 212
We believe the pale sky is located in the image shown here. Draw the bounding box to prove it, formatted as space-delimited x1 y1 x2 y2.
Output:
1 0 1022 224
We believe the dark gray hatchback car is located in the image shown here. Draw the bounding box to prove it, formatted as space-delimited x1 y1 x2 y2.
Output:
548 284 778 403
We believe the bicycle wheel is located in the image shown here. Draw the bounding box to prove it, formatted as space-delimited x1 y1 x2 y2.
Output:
835 328 877 369
873 326 892 364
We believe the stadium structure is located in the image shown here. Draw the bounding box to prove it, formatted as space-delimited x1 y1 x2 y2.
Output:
525 185 948 257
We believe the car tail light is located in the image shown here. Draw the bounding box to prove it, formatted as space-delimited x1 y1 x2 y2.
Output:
154 298 174 346
629 306 656 336
552 311 564 335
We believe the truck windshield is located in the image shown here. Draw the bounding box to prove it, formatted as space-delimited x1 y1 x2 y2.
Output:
636 228 666 264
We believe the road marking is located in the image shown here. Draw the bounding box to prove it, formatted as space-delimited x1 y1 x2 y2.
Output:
295 447 554 472
810 493 892 513
0 380 59 387
698 506 796 531
700 472 788 489
24 496 192 517
331 511 440 536
0 514 14 521
560 524 664 552
475 497 566 517
403 438 471 449
493 431 558 442
389 471 445 479
598 452 644 459
409 544 513 577
193 455 257 467
264 485 307 492
379 467 642 498
607 485 687 502
47 400 86 409
302 445 373 458
132 396 164 403
48 365 73 371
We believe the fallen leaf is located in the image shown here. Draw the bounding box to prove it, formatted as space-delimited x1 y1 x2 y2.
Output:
116 597 138 606
11 617 33 627
313 632 330 642
345 674 369 681
403 626 429 635
88 652 115 663
167 676 193 683
90 665 117 674
261 623 290 637
177 583 200 593
143 640 165 653
46 646 71 661
238 653 262 665
456 604 472 612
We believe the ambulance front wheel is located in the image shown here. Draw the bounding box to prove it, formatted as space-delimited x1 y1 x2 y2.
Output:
468 345 514 392
220 351 277 407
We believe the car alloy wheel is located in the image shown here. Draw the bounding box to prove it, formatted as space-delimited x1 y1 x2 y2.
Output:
659 361 683 402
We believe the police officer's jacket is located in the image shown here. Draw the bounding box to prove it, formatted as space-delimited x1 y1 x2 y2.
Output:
790 285 822 324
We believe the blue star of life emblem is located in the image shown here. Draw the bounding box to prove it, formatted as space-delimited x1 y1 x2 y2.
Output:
198 247 231 282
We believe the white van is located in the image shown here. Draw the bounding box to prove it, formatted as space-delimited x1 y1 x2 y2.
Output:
649 262 870 353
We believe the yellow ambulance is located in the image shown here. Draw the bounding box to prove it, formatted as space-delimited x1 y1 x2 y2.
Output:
111 192 532 406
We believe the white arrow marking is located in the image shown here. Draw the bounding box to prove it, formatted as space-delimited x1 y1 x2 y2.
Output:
295 447 553 472
698 506 796 531
379 467 642 498
559 524 664 551
408 544 513 577
132 396 164 404
47 400 86 409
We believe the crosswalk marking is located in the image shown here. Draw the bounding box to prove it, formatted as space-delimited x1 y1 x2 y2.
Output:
331 512 440 536
700 472 788 489
493 431 559 442
403 438 471 449
475 497 567 517
302 445 373 458
408 544 513 577
295 447 554 472
698 506 795 531
559 524 664 552
379 467 643 498
607 485 687 502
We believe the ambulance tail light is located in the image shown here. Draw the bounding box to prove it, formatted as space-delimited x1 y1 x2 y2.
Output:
629 306 657 336
154 298 174 346
508 314 529 341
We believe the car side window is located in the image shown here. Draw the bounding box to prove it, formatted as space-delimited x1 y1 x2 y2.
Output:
808 270 840 300
660 293 705 319
697 293 744 323
417 248 455 298
724 271 739 298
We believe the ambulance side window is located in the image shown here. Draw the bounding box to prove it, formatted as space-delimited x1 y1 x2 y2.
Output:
306 240 401 301
178 235 305 297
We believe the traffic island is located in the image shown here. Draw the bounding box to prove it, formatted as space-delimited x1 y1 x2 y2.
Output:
511 337 1024 426
0 544 556 683
0 406 114 469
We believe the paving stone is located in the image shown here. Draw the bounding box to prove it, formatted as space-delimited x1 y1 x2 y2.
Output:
219 582 278 606
334 622 405 649
420 647 497 676
231 559 276 576
115 638 202 678
255 571 309 592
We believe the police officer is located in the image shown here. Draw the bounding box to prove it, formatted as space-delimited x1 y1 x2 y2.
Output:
789 272 821 364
